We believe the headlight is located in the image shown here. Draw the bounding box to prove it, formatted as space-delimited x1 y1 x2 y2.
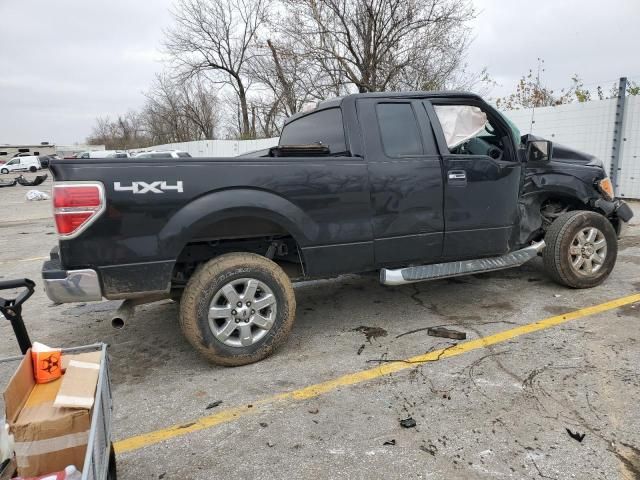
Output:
597 177 614 201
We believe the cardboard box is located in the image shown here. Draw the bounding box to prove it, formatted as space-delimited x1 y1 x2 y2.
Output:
3 350 100 478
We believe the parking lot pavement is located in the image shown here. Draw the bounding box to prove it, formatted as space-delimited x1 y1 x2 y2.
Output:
1 177 639 479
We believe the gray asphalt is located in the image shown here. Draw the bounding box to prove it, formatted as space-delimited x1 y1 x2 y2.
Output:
1 175 639 479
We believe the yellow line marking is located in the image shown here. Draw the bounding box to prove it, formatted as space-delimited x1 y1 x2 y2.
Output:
0 256 48 265
114 292 640 454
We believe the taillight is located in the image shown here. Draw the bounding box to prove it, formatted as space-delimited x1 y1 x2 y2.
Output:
53 183 105 237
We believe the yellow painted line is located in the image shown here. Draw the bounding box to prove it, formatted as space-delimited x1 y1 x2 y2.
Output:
114 292 640 454
0 256 48 265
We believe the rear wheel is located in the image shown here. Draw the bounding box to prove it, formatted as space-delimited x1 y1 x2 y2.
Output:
29 166 37 172
179 253 296 366
543 210 617 288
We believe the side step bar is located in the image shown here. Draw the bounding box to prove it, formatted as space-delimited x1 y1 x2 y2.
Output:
380 240 546 286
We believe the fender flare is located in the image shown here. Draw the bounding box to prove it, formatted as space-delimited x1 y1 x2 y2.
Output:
158 188 320 258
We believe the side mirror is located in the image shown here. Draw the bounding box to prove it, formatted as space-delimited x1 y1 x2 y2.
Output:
526 140 552 163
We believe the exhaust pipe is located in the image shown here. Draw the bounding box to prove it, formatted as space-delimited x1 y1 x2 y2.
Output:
111 300 135 329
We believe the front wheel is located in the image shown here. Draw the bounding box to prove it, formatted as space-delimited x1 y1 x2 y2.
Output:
179 253 296 366
543 210 618 288
0 168 8 174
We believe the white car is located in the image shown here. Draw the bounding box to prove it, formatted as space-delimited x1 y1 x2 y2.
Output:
77 150 131 159
0 156 41 174
134 150 191 159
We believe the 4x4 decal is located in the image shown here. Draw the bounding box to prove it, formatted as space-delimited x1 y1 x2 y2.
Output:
114 181 183 194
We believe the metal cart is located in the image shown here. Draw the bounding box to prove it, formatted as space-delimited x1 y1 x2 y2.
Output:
0 278 117 480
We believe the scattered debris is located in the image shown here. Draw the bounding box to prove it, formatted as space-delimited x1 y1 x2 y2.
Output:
158 473 166 479
308 408 319 414
612 442 640 479
353 326 388 342
259 422 268 428
16 174 48 186
177 422 196 429
420 443 437 456
400 417 416 429
266 441 275 448
0 179 17 188
553 294 562 298
427 326 466 340
383 439 396 446
205 400 223 410
566 428 585 443
25 190 50 201
357 344 365 355
366 343 458 365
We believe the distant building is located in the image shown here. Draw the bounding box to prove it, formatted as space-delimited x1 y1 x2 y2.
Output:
0 143 56 158
0 143 106 159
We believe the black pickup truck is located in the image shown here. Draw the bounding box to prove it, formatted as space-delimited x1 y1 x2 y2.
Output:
42 91 633 365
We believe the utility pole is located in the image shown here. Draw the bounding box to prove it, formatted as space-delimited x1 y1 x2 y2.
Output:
610 77 627 194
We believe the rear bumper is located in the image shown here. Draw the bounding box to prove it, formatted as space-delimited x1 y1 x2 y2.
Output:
42 253 102 303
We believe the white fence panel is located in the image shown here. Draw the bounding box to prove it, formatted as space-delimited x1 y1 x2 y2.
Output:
619 96 640 199
501 97 640 198
502 99 618 176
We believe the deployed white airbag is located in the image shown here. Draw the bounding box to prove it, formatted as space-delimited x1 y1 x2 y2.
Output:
434 105 487 149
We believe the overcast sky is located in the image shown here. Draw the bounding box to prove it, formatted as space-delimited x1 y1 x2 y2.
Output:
1 0 638 145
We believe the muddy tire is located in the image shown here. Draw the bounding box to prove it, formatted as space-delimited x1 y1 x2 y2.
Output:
543 210 617 288
179 252 296 366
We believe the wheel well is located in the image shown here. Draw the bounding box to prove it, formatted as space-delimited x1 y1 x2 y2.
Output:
539 195 584 228
171 217 306 290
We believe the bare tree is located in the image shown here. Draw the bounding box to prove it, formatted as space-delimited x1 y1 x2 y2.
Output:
143 74 220 143
281 0 475 93
87 112 150 150
165 0 269 138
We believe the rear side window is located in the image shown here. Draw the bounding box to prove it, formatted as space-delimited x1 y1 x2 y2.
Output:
280 108 347 154
376 103 423 157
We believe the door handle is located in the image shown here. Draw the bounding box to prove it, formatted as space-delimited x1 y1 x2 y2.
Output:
447 170 467 185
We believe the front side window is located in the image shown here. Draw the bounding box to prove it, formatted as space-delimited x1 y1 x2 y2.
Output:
279 108 347 154
177 152 191 158
7 159 18 165
376 103 423 157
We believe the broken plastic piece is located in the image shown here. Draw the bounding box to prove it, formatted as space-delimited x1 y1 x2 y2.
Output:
400 417 416 429
566 428 585 443
427 327 466 340
16 174 48 187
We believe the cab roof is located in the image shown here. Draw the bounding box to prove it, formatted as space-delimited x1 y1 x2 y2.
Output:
285 91 483 125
